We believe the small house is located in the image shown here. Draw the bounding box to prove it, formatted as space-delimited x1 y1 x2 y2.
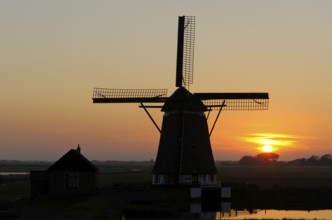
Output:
30 146 99 197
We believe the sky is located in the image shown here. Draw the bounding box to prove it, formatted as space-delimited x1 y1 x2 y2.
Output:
1 1 331 161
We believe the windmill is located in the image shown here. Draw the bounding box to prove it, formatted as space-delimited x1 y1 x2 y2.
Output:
93 16 269 185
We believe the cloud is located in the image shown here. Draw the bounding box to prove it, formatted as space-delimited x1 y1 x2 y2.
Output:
241 133 302 149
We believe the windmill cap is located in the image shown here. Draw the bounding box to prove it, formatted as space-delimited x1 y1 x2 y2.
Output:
162 87 207 112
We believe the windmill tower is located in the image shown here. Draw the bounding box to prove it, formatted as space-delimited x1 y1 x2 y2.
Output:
92 16 269 185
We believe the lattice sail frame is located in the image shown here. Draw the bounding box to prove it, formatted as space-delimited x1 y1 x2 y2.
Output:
182 16 195 89
176 16 195 89
195 93 269 111
93 88 168 103
202 99 269 111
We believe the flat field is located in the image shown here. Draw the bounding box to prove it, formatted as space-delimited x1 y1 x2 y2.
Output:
1 163 332 219
218 165 332 188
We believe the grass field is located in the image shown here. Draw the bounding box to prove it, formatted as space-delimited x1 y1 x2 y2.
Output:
218 165 332 188
1 163 332 219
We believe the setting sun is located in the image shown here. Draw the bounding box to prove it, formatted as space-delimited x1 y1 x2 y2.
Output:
262 145 273 152
242 133 299 155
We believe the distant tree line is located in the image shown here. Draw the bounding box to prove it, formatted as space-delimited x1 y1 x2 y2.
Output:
289 154 332 166
239 153 332 166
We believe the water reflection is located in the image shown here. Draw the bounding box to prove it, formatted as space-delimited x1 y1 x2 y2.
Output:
218 209 332 219
189 202 332 220
188 202 229 220
0 172 29 175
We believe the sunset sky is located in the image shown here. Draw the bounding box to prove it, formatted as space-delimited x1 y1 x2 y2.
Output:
1 1 331 161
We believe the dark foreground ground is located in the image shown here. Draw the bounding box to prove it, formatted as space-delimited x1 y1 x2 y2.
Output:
1 163 332 219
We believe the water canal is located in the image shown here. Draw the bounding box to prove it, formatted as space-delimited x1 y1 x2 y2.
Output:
188 202 332 219
0 172 29 175
215 209 332 219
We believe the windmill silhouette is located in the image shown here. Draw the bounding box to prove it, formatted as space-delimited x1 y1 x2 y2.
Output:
93 16 269 185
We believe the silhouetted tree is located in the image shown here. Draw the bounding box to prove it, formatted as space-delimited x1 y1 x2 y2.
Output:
319 154 332 165
307 155 320 165
255 153 279 162
289 158 307 166
239 156 256 165
239 153 280 165
320 154 332 161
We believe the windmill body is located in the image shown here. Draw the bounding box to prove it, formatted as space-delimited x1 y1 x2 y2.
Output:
93 16 269 186
152 87 217 185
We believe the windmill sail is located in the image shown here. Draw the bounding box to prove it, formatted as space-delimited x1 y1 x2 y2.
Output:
194 92 269 110
93 88 167 103
176 16 195 89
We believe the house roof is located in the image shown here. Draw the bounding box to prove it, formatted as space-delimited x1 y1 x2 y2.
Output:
47 149 98 172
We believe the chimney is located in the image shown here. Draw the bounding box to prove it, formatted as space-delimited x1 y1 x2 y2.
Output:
77 144 81 154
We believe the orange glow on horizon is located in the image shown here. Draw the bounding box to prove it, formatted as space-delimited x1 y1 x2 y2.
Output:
242 133 300 154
